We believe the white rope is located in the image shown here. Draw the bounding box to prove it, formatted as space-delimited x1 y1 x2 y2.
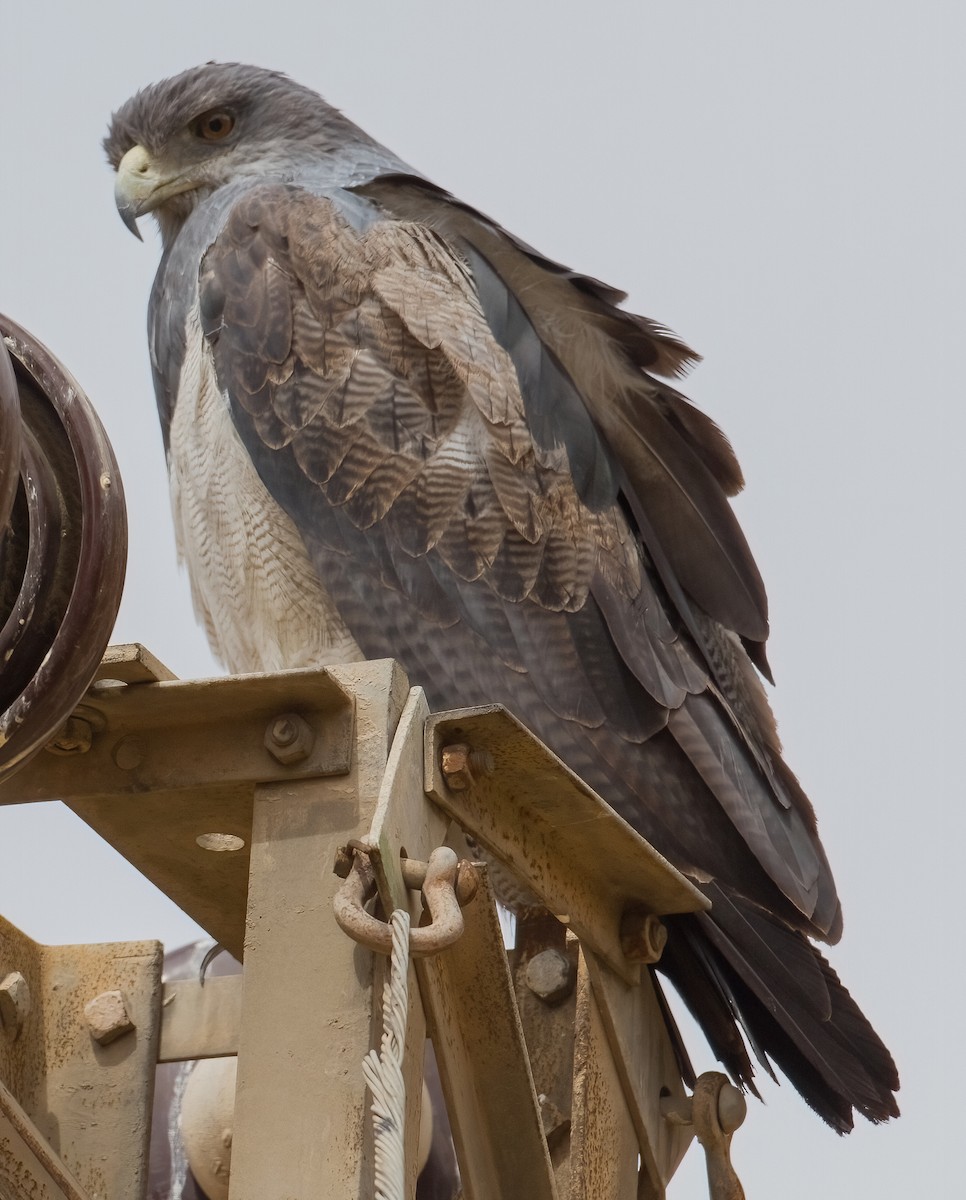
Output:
363 906 411 1200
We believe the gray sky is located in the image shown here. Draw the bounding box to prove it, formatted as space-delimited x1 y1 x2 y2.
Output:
1 3 961 1196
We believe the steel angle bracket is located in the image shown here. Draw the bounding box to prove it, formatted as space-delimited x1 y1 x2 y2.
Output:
0 644 356 959
424 705 708 983
0 912 162 1200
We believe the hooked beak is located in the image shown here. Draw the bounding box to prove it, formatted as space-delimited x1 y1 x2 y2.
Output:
114 144 196 240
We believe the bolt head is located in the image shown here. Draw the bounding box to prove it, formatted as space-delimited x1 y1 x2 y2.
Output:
84 990 135 1045
525 949 575 1004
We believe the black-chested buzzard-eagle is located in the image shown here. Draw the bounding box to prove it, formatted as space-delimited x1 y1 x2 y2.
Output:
104 62 898 1132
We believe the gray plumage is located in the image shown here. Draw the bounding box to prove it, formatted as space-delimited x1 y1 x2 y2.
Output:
105 62 898 1130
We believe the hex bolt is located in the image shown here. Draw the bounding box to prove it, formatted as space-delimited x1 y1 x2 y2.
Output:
84 990 135 1046
45 716 93 756
440 743 494 791
0 972 30 1038
525 948 575 1004
264 712 315 765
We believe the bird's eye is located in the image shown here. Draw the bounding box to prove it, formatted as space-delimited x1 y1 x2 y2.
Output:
191 110 236 141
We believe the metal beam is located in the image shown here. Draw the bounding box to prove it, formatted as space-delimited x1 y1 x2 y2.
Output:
227 659 409 1200
158 975 242 1063
424 706 708 982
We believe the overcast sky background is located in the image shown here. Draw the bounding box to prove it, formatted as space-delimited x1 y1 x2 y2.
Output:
0 3 960 1196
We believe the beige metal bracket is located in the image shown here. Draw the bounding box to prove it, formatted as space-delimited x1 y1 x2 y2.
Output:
424 706 708 983
0 913 162 1200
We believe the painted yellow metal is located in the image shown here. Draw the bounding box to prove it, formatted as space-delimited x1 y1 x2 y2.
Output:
365 687 559 1198
584 950 695 1193
570 953 643 1199
0 913 161 1199
417 867 558 1200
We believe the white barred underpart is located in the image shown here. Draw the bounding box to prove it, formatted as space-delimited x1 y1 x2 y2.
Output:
167 304 363 674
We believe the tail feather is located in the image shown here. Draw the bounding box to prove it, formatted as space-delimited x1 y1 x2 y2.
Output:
658 889 899 1132
649 969 698 1091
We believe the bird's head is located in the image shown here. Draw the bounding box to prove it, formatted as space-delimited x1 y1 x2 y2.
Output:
105 62 371 244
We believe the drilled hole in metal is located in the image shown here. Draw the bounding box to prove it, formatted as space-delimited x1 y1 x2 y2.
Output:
196 833 245 853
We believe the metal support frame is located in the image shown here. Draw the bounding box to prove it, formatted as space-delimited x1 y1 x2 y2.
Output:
0 646 747 1199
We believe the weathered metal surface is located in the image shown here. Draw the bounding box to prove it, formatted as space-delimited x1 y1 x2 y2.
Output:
158 975 242 1063
584 950 694 1195
425 706 708 982
83 988 135 1045
416 867 557 1200
620 912 668 964
368 688 551 1200
0 336 21 558
228 659 409 1200
0 651 720 1198
0 315 126 783
2 667 355 802
512 915 578 1199
0 1079 92 1200
0 912 162 1200
570 953 641 1200
95 643 177 685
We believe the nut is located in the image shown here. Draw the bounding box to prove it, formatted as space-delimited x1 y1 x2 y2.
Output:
84 990 135 1045
440 743 493 791
524 949 575 1004
264 713 315 765
45 716 93 756
441 743 473 790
